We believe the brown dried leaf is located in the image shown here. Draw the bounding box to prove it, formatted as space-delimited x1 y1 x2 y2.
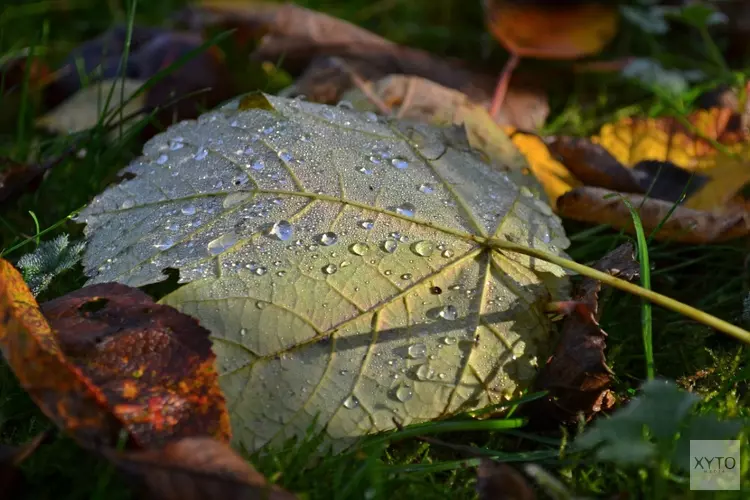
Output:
180 2 547 127
557 187 750 244
106 437 296 500
527 243 639 425
40 283 231 448
0 157 45 205
476 459 535 500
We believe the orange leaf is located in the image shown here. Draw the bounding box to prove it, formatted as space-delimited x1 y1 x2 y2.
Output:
0 260 230 449
483 0 619 59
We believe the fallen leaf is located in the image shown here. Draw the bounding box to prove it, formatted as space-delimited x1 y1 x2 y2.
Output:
78 93 570 452
40 283 231 447
527 243 639 425
483 0 620 59
512 106 750 242
39 27 232 138
106 437 296 500
557 187 750 244
178 2 548 128
0 157 45 205
0 259 229 448
476 459 535 500
0 432 50 496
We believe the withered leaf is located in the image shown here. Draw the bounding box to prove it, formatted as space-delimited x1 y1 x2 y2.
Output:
476 459 535 500
0 259 230 448
558 187 750 244
106 437 296 500
40 283 231 448
0 157 46 205
178 2 547 127
527 243 639 425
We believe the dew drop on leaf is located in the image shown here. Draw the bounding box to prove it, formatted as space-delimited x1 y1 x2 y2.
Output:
254 266 267 276
350 242 370 256
154 238 174 251
416 363 434 380
266 220 293 241
255 301 267 310
439 305 458 321
411 240 435 257
368 155 382 165
442 249 455 258
250 159 265 171
381 239 398 253
121 199 135 209
343 395 359 409
390 157 409 169
240 328 248 336
395 385 413 402
359 220 375 230
207 233 237 256
443 336 457 345
169 140 184 151
395 202 416 217
317 232 338 246
278 150 293 162
408 343 427 359
322 263 338 275
418 183 435 194
181 205 196 216
194 148 208 160
156 154 168 165
401 273 412 280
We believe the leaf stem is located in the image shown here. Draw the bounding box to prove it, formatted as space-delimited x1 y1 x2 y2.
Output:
487 238 750 345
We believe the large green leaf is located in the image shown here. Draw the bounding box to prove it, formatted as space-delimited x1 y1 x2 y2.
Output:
79 94 570 452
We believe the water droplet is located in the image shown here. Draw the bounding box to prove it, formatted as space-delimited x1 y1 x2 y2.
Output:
395 385 413 402
520 186 534 197
411 240 435 257
358 166 373 175
408 343 427 359
449 284 462 291
277 270 286 277
240 328 247 336
350 242 370 256
340 260 351 268
254 266 267 276
194 148 208 160
438 373 446 379
232 173 249 186
418 183 435 194
368 155 382 165
364 111 378 122
395 202 416 217
322 263 338 275
156 154 168 165
223 192 251 209
169 140 184 151
343 395 359 409
121 199 135 209
255 301 267 309
384 270 393 276
439 305 458 321
416 363 434 380
321 108 335 120
207 233 237 255
442 249 455 258
443 336 457 345
337 100 354 110
250 159 265 171
154 238 174 251
266 220 293 241
390 157 409 169
401 273 412 280
317 232 338 246
181 205 196 215
359 220 375 230
278 150 293 162
381 239 398 253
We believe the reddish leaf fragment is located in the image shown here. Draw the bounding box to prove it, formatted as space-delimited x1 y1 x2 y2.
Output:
105 437 296 500
40 283 231 448
476 459 535 500
0 260 124 447
0 432 50 495
527 243 639 425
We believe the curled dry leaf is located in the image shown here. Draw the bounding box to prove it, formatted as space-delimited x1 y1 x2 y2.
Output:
510 106 750 243
526 243 639 425
40 283 231 448
107 437 296 500
483 0 620 59
178 2 547 128
0 259 229 448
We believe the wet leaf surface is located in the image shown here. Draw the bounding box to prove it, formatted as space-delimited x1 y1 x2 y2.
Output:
78 94 570 452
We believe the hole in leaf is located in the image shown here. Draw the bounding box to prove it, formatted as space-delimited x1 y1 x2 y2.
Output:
119 172 137 181
78 298 109 315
